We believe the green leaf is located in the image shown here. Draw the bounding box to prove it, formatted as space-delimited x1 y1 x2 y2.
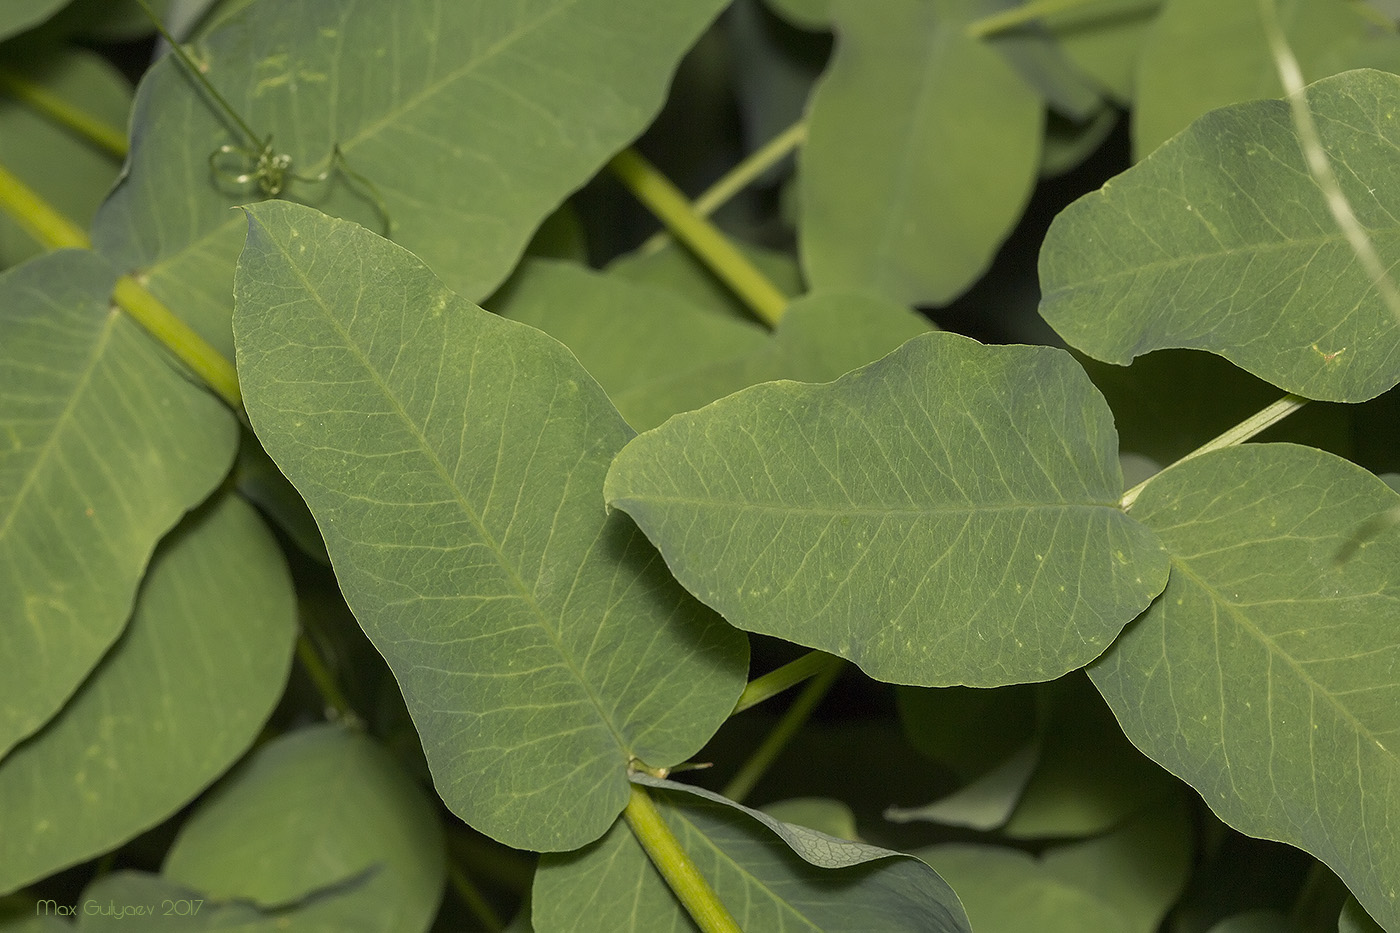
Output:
1340 895 1386 933
91 0 731 359
885 742 1040 831
533 776 972 933
917 793 1192 933
0 249 238 759
164 724 444 933
1049 0 1156 105
74 871 368 931
1203 911 1292 933
1041 106 1120 179
606 331 1170 687
0 0 67 41
0 492 296 895
1041 69 1400 403
762 0 833 30
233 201 748 851
897 683 1038 780
496 260 931 432
0 48 130 270
799 0 1043 305
1132 0 1387 158
760 797 860 840
608 238 805 322
1089 444 1400 930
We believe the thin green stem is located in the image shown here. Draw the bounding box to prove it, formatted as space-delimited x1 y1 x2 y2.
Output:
446 861 505 933
1120 394 1308 509
294 631 356 722
966 0 1156 38
111 276 243 410
723 657 843 804
622 782 742 933
641 120 808 255
0 160 90 250
0 68 128 160
732 650 840 716
135 0 263 149
609 147 789 327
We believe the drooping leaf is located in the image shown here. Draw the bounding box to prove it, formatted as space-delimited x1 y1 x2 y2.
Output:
0 249 237 759
496 260 931 431
92 0 732 359
1041 69 1400 403
532 775 971 933
916 793 1192 933
884 743 1040 831
163 724 444 933
606 331 1170 687
799 0 1043 306
0 48 130 270
1089 443 1400 930
233 201 748 852
0 492 296 895
1132 0 1389 158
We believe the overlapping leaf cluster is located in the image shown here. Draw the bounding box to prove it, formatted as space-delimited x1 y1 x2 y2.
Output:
1 0 1398 930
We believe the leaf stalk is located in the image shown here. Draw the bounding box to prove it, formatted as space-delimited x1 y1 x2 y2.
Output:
732 650 841 716
723 656 843 804
622 782 742 933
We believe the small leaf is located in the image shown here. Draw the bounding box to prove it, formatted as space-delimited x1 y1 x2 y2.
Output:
233 201 747 851
0 250 237 759
799 0 1043 305
164 724 444 933
606 331 1170 687
0 493 296 895
1041 69 1400 403
533 775 971 933
885 743 1040 831
1089 444 1400 930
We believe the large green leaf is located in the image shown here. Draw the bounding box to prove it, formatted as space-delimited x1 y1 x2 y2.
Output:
163 724 444 933
0 492 296 895
533 775 972 933
90 0 729 360
74 871 370 932
0 48 130 270
1089 444 1400 930
799 0 1043 306
916 793 1192 933
0 249 237 759
0 0 67 41
233 201 748 852
497 259 931 432
1132 0 1386 158
606 331 1170 687
1041 69 1400 403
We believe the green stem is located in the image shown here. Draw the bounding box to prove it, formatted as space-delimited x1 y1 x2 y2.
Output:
622 782 742 933
0 68 128 160
446 861 506 933
966 0 1156 38
0 160 90 249
294 631 356 722
732 650 840 716
723 657 843 804
111 276 243 410
1119 394 1308 509
608 147 789 328
640 120 808 255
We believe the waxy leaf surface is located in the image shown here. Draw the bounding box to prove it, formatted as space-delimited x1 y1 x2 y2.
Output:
0 250 237 759
606 331 1170 687
0 493 296 895
1089 444 1400 929
164 724 444 933
533 776 971 933
799 0 1042 306
93 0 729 358
1041 69 1400 403
233 201 747 852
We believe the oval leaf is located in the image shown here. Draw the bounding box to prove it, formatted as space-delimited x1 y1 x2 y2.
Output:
0 493 296 895
233 201 748 852
0 250 237 759
164 724 444 933
799 0 1043 306
533 775 971 933
1041 68 1400 403
1089 443 1400 929
606 331 1170 687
